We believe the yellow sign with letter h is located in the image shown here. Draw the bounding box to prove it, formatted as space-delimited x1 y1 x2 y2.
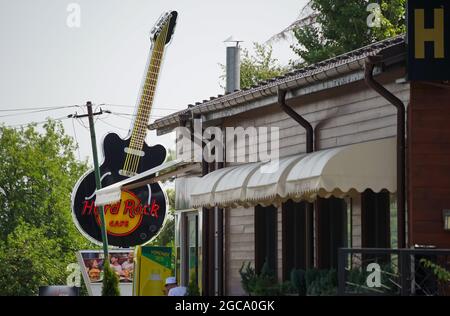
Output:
414 8 445 59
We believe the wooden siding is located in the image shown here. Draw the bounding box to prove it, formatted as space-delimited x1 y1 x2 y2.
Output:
225 207 254 295
408 82 450 248
224 69 409 163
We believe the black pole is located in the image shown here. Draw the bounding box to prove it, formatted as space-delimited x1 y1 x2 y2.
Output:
86 101 109 258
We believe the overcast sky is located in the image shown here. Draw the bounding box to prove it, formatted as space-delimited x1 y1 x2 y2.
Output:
0 0 307 164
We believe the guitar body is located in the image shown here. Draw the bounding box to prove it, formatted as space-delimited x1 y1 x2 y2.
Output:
72 133 167 247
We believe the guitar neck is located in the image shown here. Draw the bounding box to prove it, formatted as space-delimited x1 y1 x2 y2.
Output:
129 22 169 151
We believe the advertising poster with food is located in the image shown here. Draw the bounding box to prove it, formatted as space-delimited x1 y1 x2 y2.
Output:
77 249 134 296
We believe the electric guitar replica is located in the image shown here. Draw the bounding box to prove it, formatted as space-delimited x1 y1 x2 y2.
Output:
72 11 178 248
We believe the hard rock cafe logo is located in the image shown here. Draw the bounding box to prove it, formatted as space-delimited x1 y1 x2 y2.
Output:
81 190 160 236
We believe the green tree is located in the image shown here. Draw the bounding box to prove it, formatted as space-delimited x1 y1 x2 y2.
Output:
291 0 406 65
221 43 289 90
101 262 120 296
0 120 92 295
150 147 176 248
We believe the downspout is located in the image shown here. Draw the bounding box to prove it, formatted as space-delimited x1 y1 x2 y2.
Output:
278 89 314 153
277 89 314 271
177 113 189 287
364 55 406 249
195 113 214 296
216 131 225 296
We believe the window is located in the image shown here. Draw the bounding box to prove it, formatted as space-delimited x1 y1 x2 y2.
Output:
175 210 201 293
255 205 278 274
316 197 348 269
187 213 199 285
282 200 313 280
175 213 181 284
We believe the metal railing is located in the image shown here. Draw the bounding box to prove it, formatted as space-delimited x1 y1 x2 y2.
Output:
338 248 450 296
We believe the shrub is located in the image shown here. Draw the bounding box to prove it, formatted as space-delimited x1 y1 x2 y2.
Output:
102 262 120 296
186 272 200 296
290 269 307 296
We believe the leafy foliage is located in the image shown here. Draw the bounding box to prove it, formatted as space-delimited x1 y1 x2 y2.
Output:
149 188 175 248
186 271 200 296
291 0 406 65
420 259 450 282
221 43 289 90
0 222 65 295
239 263 340 296
149 148 176 249
239 261 256 295
101 262 120 296
290 269 307 296
239 261 282 296
0 120 92 295
305 269 337 296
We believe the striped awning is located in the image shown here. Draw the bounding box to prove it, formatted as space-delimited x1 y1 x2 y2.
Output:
190 138 396 208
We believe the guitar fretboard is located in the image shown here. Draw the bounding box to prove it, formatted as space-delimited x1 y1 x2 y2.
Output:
122 20 170 175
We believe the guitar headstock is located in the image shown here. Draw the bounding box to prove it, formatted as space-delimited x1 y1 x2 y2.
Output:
150 11 178 45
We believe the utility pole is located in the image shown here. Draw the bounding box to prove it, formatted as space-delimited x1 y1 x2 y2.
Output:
71 102 110 259
86 101 109 259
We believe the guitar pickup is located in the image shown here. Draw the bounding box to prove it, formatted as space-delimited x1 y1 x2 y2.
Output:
124 147 145 157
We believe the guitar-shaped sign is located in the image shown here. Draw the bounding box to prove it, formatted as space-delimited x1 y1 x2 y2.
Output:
71 11 178 247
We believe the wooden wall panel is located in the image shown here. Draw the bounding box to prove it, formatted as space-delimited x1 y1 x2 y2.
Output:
225 207 254 295
408 82 450 248
224 70 409 164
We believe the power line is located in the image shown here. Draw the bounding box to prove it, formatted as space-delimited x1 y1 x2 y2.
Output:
100 103 180 111
0 106 82 118
74 116 90 130
0 103 168 130
97 118 130 132
4 116 70 128
71 117 82 160
108 111 165 118
0 104 175 120
0 104 81 112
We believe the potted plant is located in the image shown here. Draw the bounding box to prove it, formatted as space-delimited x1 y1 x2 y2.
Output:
290 269 306 296
239 261 279 296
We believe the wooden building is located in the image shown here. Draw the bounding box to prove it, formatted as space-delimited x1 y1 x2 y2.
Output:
96 34 450 295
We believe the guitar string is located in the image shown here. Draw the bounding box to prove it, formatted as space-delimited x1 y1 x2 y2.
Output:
122 43 159 173
123 45 156 172
124 26 166 174
131 24 166 173
124 20 169 175
131 23 169 173
129 22 169 174
130 26 166 153
123 43 160 174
